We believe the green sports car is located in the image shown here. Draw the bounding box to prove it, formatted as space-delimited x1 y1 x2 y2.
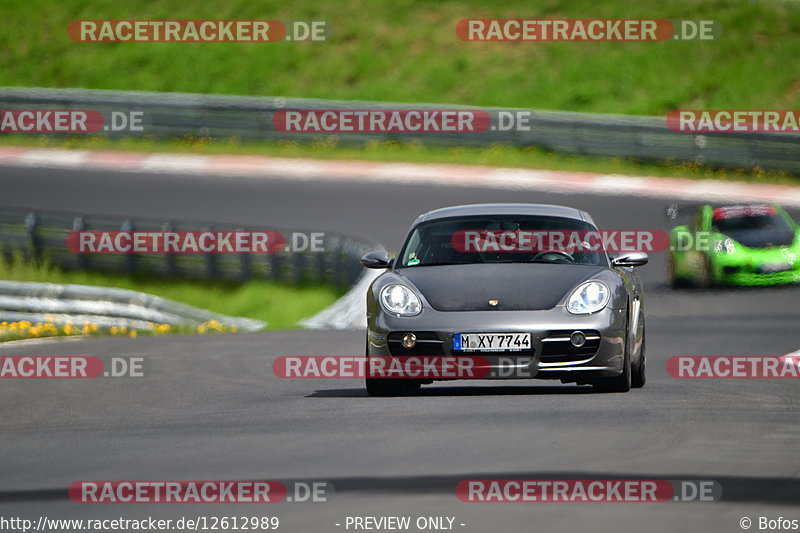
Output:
667 204 800 287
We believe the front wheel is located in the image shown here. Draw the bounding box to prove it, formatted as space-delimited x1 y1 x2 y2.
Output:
365 378 406 396
593 351 631 393
632 338 646 389
365 377 421 396
666 254 687 289
697 255 714 288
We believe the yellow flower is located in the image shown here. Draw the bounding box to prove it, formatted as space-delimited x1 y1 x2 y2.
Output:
129 329 138 338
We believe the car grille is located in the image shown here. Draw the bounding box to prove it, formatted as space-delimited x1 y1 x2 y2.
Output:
539 329 601 363
387 331 445 357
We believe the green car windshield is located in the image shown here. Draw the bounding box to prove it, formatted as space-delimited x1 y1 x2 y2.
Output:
398 215 607 267
711 207 796 248
713 212 791 233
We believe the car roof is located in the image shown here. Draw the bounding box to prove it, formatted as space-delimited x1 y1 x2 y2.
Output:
413 203 594 225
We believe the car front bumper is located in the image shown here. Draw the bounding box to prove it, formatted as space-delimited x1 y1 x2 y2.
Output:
367 305 627 382
710 250 800 286
715 267 800 286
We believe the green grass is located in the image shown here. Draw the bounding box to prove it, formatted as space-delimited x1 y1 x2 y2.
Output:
0 257 346 329
1 134 795 185
0 0 798 114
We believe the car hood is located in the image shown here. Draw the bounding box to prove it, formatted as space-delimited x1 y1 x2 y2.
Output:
396 263 607 312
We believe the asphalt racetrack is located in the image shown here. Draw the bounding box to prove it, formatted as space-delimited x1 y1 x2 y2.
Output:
1 165 799 532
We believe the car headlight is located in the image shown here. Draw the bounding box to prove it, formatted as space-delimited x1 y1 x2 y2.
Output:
566 281 610 315
712 238 736 255
380 284 422 316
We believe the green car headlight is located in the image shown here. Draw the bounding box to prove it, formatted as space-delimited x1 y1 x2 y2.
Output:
712 238 736 255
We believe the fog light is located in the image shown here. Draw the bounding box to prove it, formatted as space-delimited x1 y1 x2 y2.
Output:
402 333 417 349
570 331 586 347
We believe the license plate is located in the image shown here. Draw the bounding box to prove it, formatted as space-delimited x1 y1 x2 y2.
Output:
758 263 792 274
454 333 531 352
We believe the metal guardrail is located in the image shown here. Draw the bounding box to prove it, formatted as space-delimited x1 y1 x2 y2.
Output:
0 280 266 332
1 87 799 174
0 207 378 289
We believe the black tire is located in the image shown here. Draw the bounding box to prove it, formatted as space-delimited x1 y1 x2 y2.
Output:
405 380 422 393
364 336 406 396
364 338 421 396
594 308 634 393
365 377 406 397
666 254 686 289
697 255 713 289
594 351 631 393
632 325 646 389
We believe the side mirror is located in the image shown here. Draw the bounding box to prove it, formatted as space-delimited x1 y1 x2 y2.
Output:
360 250 394 269
611 252 649 268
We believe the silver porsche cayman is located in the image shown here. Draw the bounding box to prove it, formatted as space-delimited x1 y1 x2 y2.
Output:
361 203 648 396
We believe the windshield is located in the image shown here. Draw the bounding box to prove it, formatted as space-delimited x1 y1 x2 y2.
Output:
713 212 791 233
712 207 795 247
397 215 607 267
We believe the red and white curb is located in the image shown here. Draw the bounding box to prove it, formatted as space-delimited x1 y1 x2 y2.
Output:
2 146 800 207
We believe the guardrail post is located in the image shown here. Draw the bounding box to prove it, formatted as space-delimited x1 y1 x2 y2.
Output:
238 228 251 282
345 242 360 286
315 243 326 284
290 246 303 285
24 212 40 261
72 216 88 269
265 247 277 281
747 137 759 172
205 225 218 279
336 238 348 287
121 220 135 275
574 126 585 155
162 222 175 277
634 131 644 160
